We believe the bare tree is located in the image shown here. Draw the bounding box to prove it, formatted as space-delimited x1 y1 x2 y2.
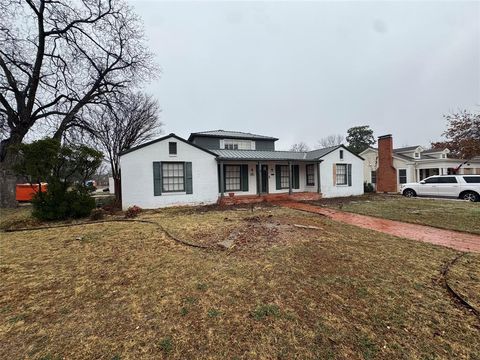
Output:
318 134 345 148
290 142 310 152
88 92 162 204
0 0 155 206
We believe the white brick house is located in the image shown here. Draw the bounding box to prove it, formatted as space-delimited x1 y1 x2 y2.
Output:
119 131 364 209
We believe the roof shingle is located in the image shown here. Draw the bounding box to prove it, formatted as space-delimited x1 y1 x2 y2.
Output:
188 130 278 141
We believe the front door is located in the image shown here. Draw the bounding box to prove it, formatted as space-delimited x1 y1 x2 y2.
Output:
258 165 269 193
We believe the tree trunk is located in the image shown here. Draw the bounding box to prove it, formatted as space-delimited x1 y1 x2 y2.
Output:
0 128 29 208
0 153 19 208
114 175 122 209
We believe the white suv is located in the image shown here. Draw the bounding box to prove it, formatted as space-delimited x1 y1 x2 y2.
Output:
400 175 480 202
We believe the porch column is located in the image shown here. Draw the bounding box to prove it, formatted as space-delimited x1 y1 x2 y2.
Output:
288 161 292 195
257 162 261 196
219 162 224 197
316 161 321 193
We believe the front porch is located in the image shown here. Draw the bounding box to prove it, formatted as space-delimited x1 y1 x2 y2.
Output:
218 191 322 206
417 167 456 181
217 160 322 199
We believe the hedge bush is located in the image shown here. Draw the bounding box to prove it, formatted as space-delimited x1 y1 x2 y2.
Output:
31 182 95 221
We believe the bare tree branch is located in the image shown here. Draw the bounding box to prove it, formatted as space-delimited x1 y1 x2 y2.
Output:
85 91 162 203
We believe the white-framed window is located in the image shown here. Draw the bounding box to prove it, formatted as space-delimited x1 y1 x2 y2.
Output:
414 152 420 158
280 165 290 189
306 164 315 186
336 164 348 185
223 139 255 150
162 162 184 192
398 169 407 184
371 170 376 184
225 165 241 191
339 150 344 160
441 153 446 159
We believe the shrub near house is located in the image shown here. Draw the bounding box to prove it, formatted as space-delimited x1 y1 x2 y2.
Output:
13 139 103 220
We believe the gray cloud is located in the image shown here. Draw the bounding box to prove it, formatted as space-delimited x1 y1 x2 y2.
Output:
129 0 479 150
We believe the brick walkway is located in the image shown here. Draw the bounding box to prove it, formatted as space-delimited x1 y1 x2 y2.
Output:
279 201 480 253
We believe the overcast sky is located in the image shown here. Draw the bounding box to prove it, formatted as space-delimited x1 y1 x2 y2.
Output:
129 0 479 150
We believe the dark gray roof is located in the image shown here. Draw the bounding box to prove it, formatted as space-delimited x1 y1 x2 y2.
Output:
305 145 342 160
188 130 278 141
212 144 364 162
394 146 421 152
119 133 218 157
422 148 447 154
212 149 312 161
392 152 415 161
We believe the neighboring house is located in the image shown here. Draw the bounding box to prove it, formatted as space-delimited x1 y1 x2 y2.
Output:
120 130 364 209
360 134 480 192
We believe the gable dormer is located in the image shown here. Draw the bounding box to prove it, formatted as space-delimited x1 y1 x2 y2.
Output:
394 146 424 159
188 130 278 151
421 148 450 159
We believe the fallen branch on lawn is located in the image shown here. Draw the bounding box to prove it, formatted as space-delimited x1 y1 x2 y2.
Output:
441 253 480 319
3 219 213 250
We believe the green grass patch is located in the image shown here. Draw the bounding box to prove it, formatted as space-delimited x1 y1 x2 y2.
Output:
251 304 280 320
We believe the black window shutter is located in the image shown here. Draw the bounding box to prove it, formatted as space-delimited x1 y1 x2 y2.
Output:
185 162 193 194
217 164 221 193
240 164 249 191
153 162 162 196
275 165 281 190
347 164 352 186
293 165 300 189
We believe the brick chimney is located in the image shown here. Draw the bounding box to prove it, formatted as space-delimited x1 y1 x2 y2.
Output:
376 134 397 192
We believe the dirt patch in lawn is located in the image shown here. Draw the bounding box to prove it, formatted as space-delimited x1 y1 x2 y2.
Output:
142 206 330 251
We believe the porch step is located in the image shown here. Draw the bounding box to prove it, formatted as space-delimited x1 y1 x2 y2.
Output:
218 192 322 206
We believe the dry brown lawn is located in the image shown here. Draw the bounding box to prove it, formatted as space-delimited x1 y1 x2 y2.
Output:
1 205 479 359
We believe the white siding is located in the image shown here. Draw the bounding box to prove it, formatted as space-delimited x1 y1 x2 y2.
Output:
319 148 364 198
120 136 218 209
360 148 415 191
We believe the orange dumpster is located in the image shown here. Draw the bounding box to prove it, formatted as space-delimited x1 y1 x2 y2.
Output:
16 183 48 202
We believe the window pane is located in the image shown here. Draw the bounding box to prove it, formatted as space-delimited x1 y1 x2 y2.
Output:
399 169 407 184
225 165 241 191
169 142 177 155
306 164 315 185
464 176 480 183
336 164 347 185
162 162 185 192
440 177 457 183
280 165 290 188
424 177 440 184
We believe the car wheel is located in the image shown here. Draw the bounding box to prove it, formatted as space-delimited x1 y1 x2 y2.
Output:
461 191 479 202
403 189 416 198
